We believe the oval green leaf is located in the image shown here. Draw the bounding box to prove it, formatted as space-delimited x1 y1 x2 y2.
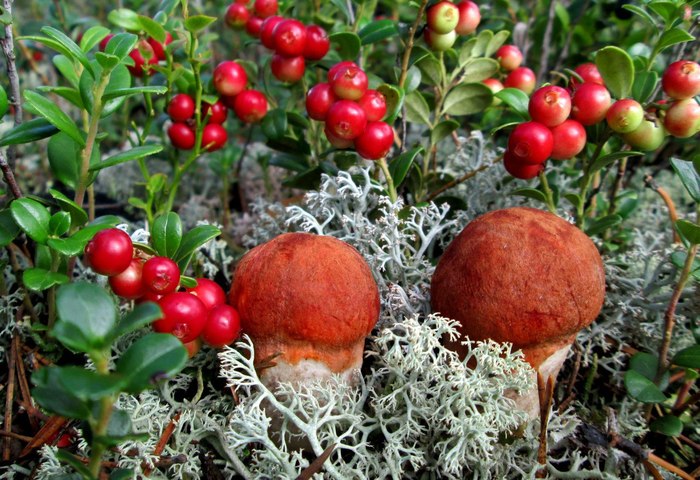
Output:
442 83 492 116
10 197 51 244
116 333 187 393
595 46 634 99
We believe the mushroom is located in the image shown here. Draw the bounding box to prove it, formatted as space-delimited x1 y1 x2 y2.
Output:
229 232 380 387
431 207 605 416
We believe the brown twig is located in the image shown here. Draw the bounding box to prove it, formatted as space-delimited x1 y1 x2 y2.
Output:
13 335 38 431
1 0 23 199
142 411 181 477
558 342 582 413
19 416 67 457
536 373 555 478
424 159 498 203
647 452 695 480
0 430 32 443
644 175 680 243
296 443 336 480
2 335 17 461
536 0 558 85
397 0 429 89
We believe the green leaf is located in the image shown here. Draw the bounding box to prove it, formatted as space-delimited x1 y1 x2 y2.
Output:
389 146 424 187
442 83 492 116
0 209 19 247
32 367 91 419
116 333 187 393
485 30 510 57
55 367 125 401
23 268 69 292
648 1 678 23
595 46 634 99
102 86 168 101
585 214 622 236
49 211 71 237
458 38 477 67
179 276 197 289
108 8 142 31
10 197 50 244
0 118 59 147
404 90 431 125
494 88 530 119
622 4 656 26
138 15 166 43
90 145 163 172
55 450 94 478
80 25 110 52
376 84 404 123
48 132 100 189
174 224 221 270
630 352 660 380
417 56 443 86
95 52 120 71
471 30 493 58
104 33 138 61
37 86 84 109
459 58 499 83
49 189 88 228
151 212 182 258
112 302 163 340
431 120 459 145
632 71 658 104
329 32 361 60
624 370 667 403
52 55 80 88
184 15 217 33
650 415 683 437
98 408 145 446
404 65 421 92
589 151 643 174
47 236 86 257
110 469 135 480
358 19 398 45
511 187 547 204
671 158 700 202
676 220 700 245
261 108 288 140
655 28 695 55
55 282 117 351
41 27 94 78
673 345 700 368
24 91 84 147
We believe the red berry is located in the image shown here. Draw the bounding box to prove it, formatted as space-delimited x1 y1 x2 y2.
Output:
168 123 196 150
99 34 115 52
606 98 644 133
260 16 284 49
326 100 368 140
662 60 700 100
571 83 611 125
482 78 504 105
201 124 228 151
504 67 536 95
507 121 553 165
213 61 248 97
84 228 133 276
503 150 544 179
137 290 163 304
186 278 227 310
424 28 457 51
109 258 146 299
664 98 700 138
202 100 228 124
303 25 330 61
233 90 268 123
622 119 667 151
570 62 604 89
357 89 387 122
273 19 307 57
246 16 264 37
128 40 158 77
147 32 173 61
427 1 460 34
329 64 368 101
327 61 358 82
271 54 306 83
496 45 523 72
201 305 242 348
142 256 180 295
550 119 587 160
254 0 278 18
167 94 195 122
324 125 354 149
306 82 337 120
528 85 571 127
225 3 250 29
354 121 394 160
455 0 481 35
155 292 208 343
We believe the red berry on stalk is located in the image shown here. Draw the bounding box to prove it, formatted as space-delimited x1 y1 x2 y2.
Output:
664 98 700 138
550 119 587 160
496 45 523 72
427 1 460 34
503 151 544 179
109 258 146 299
503 67 536 95
246 16 264 37
528 85 571 127
225 3 250 29
155 292 208 343
147 32 173 61
167 94 195 122
570 62 604 88
424 28 457 51
326 100 368 140
329 64 368 100
142 256 180 295
303 25 330 61
254 0 278 18
507 121 553 165
128 40 158 77
271 54 306 83
203 100 228 124
455 0 481 35
571 83 611 125
213 61 248 97
201 124 228 151
233 90 268 123
84 228 133 276
201 305 242 348
306 82 337 120
354 121 394 160
273 19 307 57
168 123 196 150
357 89 387 122
186 278 227 310
99 34 114 51
260 16 284 49
327 61 358 82
606 98 644 133
324 125 354 149
662 60 700 100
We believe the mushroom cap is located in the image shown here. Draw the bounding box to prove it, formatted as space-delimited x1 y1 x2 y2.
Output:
431 207 605 369
230 232 380 375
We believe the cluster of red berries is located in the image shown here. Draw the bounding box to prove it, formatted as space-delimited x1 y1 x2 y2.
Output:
167 94 228 151
306 61 394 160
482 44 537 97
213 60 269 124
657 60 699 138
99 33 173 77
84 228 241 350
424 0 481 51
224 0 277 37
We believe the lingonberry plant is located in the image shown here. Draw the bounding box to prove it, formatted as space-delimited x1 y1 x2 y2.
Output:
0 0 699 478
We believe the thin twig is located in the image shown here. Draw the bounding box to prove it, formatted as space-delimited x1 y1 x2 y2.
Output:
647 453 695 480
536 0 558 85
142 411 181 476
424 159 498 202
397 0 429 88
13 335 37 431
644 175 680 244
2 335 17 461
536 373 555 478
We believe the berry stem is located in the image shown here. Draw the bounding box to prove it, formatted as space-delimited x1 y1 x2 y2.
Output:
538 171 557 214
377 157 397 202
398 0 429 89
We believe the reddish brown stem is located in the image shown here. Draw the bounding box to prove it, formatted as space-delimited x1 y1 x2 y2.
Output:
2 335 17 461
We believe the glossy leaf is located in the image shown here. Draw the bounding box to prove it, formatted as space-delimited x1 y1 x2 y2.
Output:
174 224 221 270
329 32 361 60
377 84 404 124
417 56 443 86
389 146 424 187
358 19 398 45
460 58 499 83
485 30 510 57
23 268 69 292
48 132 100 189
104 33 138 60
471 30 493 58
585 214 622 236
54 367 125 401
102 86 168 101
151 212 183 258
430 120 459 145
673 345 700 368
10 197 50 244
630 352 660 380
0 118 59 147
56 450 94 478
37 86 83 109
494 88 530 119
671 158 700 202
632 71 658 104
80 25 110 52
49 211 71 237
442 83 492 116
655 27 694 54
0 209 19 247
90 145 163 171
49 189 88 228
108 8 142 31
41 27 94 78
55 282 117 351
589 151 643 174
595 46 634 100
32 367 91 420
404 90 431 125
261 108 288 140
650 415 683 437
139 15 166 43
676 220 700 245
185 15 217 33
52 55 80 88
116 333 187 393
111 302 163 340
624 370 666 403
24 91 84 147
511 187 548 204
